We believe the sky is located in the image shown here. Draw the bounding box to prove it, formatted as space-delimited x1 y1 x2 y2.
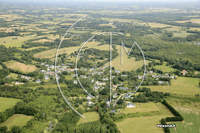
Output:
1 0 198 2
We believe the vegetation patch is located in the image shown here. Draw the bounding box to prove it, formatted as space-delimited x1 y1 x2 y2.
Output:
0 97 21 112
77 112 99 125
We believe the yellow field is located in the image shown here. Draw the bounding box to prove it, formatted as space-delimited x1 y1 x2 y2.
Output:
4 60 38 73
175 19 200 24
148 23 171 28
0 114 34 129
143 77 200 96
77 112 99 125
120 102 160 114
173 31 192 38
32 39 51 43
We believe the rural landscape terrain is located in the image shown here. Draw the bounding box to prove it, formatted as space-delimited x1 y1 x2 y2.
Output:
0 0 200 133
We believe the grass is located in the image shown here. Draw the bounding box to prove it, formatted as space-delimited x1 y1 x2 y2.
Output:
20 46 48 51
6 73 18 79
0 97 21 112
77 112 99 125
4 60 38 73
147 23 172 28
0 35 35 48
25 83 66 90
0 114 34 129
143 77 200 96
105 45 150 71
173 31 192 38
120 102 160 114
169 109 200 133
33 42 100 59
0 65 3 69
115 115 168 133
153 62 175 73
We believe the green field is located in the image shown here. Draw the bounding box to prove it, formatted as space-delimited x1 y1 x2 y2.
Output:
6 73 18 79
4 60 38 73
0 35 35 48
120 102 160 114
143 77 200 96
0 65 3 69
0 114 34 129
0 97 21 112
77 112 99 125
153 62 175 73
105 45 150 71
170 109 200 133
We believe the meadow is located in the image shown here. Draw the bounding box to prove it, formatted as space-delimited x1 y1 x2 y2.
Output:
0 97 21 112
4 60 38 73
77 112 99 125
152 62 175 73
0 114 34 130
6 73 18 79
143 77 200 96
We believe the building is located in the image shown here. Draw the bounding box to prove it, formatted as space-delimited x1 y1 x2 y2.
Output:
119 87 128 90
44 75 49 80
181 70 188 75
127 103 135 108
87 95 92 100
92 71 103 76
124 94 131 99
36 79 41 84
113 93 117 98
73 80 78 84
115 70 120 74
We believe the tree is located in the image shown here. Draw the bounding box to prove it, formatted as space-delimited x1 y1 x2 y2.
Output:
11 126 22 133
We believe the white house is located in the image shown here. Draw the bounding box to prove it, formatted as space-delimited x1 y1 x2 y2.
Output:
127 103 135 108
73 80 78 84
36 79 41 83
87 95 92 100
45 75 49 80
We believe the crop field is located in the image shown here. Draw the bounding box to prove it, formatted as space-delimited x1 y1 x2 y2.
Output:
175 19 200 24
153 62 175 73
143 77 200 96
0 35 35 48
0 97 21 112
77 112 99 125
169 108 200 133
0 114 34 129
4 60 38 73
120 102 160 114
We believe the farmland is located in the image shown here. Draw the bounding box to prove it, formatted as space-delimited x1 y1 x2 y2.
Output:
0 114 34 130
0 97 21 112
152 62 175 73
77 112 99 125
143 77 200 96
4 60 38 73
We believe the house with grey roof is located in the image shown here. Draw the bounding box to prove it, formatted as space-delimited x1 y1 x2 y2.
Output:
119 87 128 90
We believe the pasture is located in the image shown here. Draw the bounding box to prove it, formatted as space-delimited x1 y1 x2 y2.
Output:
120 102 160 114
0 114 34 129
143 77 200 96
77 112 99 125
6 73 18 79
169 109 200 133
0 35 35 48
153 62 175 73
4 60 38 73
147 23 171 28
0 97 21 112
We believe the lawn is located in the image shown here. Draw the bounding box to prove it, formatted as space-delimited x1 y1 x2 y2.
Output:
143 77 200 96
0 114 34 129
153 62 175 73
120 102 160 114
4 60 38 73
77 112 99 125
169 109 200 133
0 97 21 112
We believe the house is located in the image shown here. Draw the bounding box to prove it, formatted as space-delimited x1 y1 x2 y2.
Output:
148 71 153 74
40 70 46 73
15 81 24 85
73 80 78 84
87 100 94 106
89 68 95 72
115 70 120 74
113 85 117 88
127 103 135 108
124 94 131 99
158 81 164 85
91 79 94 83
68 68 74 72
56 75 60 80
102 77 109 81
110 110 115 113
87 95 92 100
92 71 103 76
106 100 110 105
121 75 127 77
113 93 117 98
44 75 49 80
36 79 41 84
49 65 54 69
80 75 87 79
119 87 128 90
127 92 132 95
138 75 143 79
181 70 188 75
93 85 100 90
71 74 76 78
